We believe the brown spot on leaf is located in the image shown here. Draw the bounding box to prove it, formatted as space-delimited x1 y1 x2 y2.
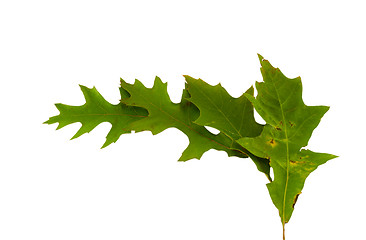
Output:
268 138 277 147
292 193 301 208
290 160 306 165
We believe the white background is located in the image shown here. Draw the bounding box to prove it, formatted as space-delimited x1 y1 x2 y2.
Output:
0 1 364 239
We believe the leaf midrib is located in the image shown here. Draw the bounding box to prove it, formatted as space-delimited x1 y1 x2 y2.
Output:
65 113 147 118
272 80 290 226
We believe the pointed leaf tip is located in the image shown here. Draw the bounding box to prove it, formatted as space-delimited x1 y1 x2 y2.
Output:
154 76 162 82
78 84 89 92
183 75 192 81
257 53 264 61
184 75 196 86
101 140 112 149
245 85 255 95
154 76 168 88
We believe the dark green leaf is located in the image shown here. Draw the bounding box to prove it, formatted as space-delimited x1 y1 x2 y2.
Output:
185 76 263 139
184 75 271 180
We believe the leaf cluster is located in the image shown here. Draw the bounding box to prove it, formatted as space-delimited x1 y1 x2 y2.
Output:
45 55 337 238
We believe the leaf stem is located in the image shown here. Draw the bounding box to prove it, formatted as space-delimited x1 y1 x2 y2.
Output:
282 222 285 240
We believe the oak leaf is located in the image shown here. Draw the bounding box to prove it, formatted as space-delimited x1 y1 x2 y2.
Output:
44 85 148 148
237 55 337 232
120 76 249 161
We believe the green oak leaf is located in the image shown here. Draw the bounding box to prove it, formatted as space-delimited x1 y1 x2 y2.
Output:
120 76 248 161
184 75 263 140
44 85 148 148
236 55 337 230
184 75 271 180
